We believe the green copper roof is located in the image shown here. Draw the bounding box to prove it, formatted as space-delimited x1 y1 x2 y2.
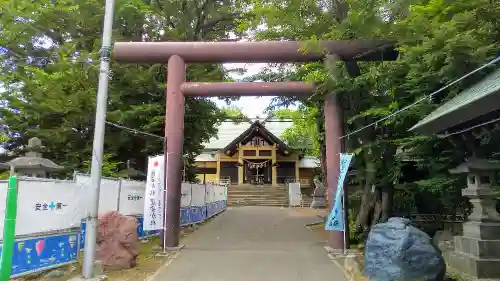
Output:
410 68 500 135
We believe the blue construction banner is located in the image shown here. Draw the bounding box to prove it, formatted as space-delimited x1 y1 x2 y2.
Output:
0 232 79 278
326 153 353 231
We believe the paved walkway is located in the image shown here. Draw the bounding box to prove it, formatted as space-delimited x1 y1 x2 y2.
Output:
151 206 347 281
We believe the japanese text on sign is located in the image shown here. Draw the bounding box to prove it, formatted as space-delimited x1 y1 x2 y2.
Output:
143 155 165 231
34 202 67 211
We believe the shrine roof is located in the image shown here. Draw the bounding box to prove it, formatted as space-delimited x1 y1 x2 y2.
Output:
202 118 297 150
410 67 500 135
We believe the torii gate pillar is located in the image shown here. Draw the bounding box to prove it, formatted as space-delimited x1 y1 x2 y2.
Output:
163 55 186 247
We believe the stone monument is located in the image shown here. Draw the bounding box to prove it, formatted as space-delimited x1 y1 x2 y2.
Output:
96 211 139 269
1 137 63 177
447 158 500 279
310 177 326 208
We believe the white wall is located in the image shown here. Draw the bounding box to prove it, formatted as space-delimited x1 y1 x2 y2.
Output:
0 174 227 239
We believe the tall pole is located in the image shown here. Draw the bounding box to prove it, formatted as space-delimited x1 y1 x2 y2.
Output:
0 176 18 281
82 0 115 278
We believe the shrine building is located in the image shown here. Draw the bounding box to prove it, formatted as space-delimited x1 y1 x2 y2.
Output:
194 119 319 186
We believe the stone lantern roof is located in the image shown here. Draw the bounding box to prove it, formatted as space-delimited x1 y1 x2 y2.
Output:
448 158 500 174
117 159 145 179
0 137 63 176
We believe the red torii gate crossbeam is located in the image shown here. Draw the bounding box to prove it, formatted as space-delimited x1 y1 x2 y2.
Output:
114 40 397 251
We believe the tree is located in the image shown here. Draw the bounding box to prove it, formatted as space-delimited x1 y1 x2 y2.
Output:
240 0 500 238
0 0 249 180
220 105 248 123
272 105 320 156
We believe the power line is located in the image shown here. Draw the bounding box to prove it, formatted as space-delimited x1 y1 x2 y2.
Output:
105 121 164 140
438 116 500 138
104 117 298 141
340 56 500 140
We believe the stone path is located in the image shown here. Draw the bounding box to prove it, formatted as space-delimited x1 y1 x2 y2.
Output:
150 206 347 281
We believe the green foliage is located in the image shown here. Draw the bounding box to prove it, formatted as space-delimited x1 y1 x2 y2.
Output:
1 0 500 224
273 105 320 155
0 171 10 180
220 105 248 123
81 153 122 178
0 0 247 179
240 0 500 220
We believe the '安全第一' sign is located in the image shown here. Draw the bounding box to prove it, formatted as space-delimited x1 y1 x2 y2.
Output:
0 179 85 239
118 179 146 216
143 155 165 231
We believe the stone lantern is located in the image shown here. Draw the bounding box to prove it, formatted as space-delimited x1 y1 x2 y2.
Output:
2 137 63 178
117 159 146 180
310 177 326 209
447 158 500 279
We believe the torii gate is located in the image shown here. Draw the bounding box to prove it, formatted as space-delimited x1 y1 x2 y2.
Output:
114 40 397 251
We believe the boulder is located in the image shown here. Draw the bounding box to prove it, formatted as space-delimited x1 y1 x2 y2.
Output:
364 217 446 281
95 211 139 269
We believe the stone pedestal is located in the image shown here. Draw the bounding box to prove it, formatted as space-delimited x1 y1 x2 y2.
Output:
310 178 326 209
447 158 500 279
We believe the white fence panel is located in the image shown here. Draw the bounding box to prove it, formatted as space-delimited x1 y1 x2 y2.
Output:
75 173 120 213
288 182 302 207
0 178 85 239
119 179 145 215
0 180 8 236
191 184 206 206
204 184 211 204
206 184 216 203
214 185 226 201
180 183 191 207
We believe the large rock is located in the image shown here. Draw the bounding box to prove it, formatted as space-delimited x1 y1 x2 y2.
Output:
95 211 139 269
364 217 446 281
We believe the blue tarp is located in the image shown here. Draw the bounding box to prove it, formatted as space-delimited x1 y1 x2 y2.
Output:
0 232 80 277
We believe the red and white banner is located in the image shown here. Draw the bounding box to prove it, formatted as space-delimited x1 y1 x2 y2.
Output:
143 155 165 231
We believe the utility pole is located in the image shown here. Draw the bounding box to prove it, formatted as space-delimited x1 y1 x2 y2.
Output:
82 0 115 278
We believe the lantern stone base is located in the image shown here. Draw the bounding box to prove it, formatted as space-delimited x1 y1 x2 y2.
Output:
447 222 500 279
446 158 500 280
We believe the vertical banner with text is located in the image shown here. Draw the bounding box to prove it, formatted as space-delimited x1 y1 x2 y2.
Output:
325 153 353 231
143 155 165 231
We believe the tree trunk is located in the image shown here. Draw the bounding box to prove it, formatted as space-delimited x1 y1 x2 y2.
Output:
355 159 377 233
380 184 394 222
371 187 382 228
316 105 327 195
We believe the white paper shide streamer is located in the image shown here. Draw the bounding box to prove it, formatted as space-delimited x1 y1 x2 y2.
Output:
143 155 165 231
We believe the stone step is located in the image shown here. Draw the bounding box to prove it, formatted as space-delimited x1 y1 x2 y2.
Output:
228 201 314 206
229 199 288 203
228 190 287 193
226 185 313 207
228 193 287 196
228 196 312 201
228 193 288 196
228 202 288 206
228 188 287 191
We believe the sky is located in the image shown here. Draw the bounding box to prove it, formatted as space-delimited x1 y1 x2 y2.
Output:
215 63 285 118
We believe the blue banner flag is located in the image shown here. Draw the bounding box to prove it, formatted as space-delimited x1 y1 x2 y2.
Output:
325 153 353 231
